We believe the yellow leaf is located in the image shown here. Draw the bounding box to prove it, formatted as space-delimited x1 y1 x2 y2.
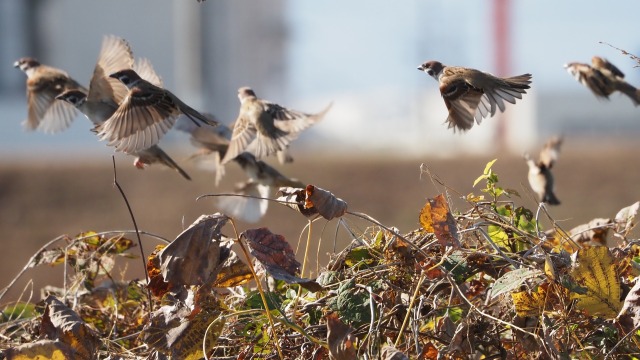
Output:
512 285 547 317
570 247 622 317
4 340 75 360
544 254 556 281
419 200 434 233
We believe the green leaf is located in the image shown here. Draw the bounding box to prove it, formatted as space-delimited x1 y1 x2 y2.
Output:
489 268 543 300
483 159 498 175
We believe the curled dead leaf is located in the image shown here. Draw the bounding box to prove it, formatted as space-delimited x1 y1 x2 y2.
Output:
152 214 231 296
424 194 461 248
277 187 318 218
305 185 348 220
277 185 347 220
568 218 613 246
614 201 639 238
39 295 100 360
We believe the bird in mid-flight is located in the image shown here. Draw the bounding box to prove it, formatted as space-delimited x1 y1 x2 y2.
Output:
417 60 532 131
564 56 640 105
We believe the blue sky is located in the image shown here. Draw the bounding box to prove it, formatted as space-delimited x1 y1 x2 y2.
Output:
286 1 640 97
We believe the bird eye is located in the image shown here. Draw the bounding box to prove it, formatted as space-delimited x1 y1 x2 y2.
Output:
427 69 434 76
120 75 130 85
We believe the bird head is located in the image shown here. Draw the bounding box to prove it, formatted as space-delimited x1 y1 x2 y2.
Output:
109 69 142 88
237 86 257 103
13 57 41 72
417 60 444 80
56 89 87 107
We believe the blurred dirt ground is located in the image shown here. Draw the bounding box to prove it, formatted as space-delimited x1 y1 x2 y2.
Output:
1 137 639 303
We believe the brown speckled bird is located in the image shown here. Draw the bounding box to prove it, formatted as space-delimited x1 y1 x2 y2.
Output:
524 136 563 205
221 87 331 164
564 56 640 105
417 60 532 131
94 68 217 153
14 57 87 133
56 36 190 180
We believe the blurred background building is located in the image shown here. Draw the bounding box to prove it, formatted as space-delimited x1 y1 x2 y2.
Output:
1 0 639 159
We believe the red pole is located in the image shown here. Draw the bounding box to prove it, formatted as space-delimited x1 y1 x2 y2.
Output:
494 0 510 150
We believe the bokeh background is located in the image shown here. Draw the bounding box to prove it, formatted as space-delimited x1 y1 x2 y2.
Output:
1 0 639 302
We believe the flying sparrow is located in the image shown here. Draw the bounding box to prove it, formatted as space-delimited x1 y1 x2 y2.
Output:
54 36 190 180
564 56 640 105
524 136 563 205
221 87 331 164
217 152 304 222
94 68 218 153
417 61 532 131
57 89 191 180
175 114 231 185
132 145 191 180
14 57 87 133
537 135 563 169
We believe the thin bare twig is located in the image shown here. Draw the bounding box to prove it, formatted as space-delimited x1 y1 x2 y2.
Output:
111 156 153 313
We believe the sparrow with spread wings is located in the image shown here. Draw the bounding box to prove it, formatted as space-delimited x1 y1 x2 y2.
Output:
55 35 190 180
221 87 331 164
524 136 563 206
93 63 218 154
564 56 640 105
417 61 532 131
14 57 87 133
217 152 305 223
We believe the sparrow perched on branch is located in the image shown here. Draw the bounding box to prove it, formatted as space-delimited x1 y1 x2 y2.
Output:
564 56 640 105
94 68 217 154
221 87 331 164
14 57 87 133
55 35 190 180
524 136 563 205
417 61 532 131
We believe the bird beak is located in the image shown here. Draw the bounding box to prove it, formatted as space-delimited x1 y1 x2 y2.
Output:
108 73 118 79
417 66 424 71
13 61 19 68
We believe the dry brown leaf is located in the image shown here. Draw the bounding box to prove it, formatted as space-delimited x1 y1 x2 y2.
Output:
326 312 357 360
305 185 348 220
154 214 231 294
568 218 613 246
617 278 640 333
39 295 100 360
277 186 318 218
381 344 409 359
419 342 439 360
141 290 225 359
146 245 171 298
276 185 347 220
428 194 461 248
242 227 300 276
614 201 639 238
